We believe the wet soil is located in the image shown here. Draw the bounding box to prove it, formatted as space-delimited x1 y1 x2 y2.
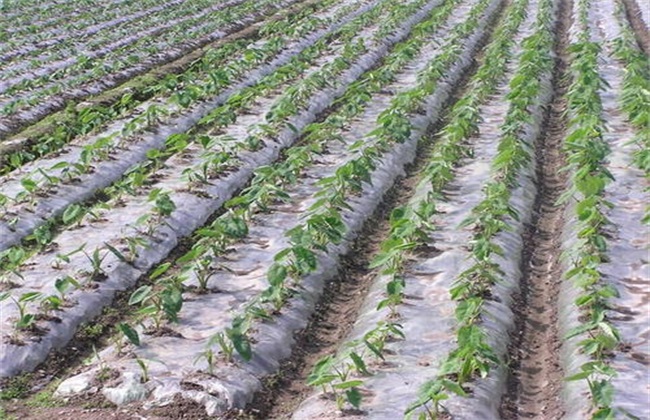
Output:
237 2 509 417
499 0 572 417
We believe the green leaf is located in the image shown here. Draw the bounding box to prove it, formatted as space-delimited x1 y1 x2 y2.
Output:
21 177 37 192
54 276 79 295
333 380 363 389
307 355 335 386
230 333 252 361
565 370 591 381
162 286 183 322
292 246 317 274
440 378 467 396
16 314 35 329
346 387 362 408
267 263 287 287
150 263 171 280
137 305 158 316
118 323 140 346
129 286 152 305
62 204 84 225
363 339 384 360
349 351 370 375
591 379 614 408
104 242 127 263
19 292 42 303
220 215 248 238
593 408 614 420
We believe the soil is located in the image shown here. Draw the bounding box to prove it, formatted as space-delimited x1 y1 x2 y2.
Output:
0 289 132 403
4 395 207 420
1 0 613 418
499 0 572 417
236 1 509 416
237 176 412 420
0 0 321 146
620 0 650 54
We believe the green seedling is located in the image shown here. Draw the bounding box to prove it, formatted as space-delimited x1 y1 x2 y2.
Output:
83 247 108 280
51 243 86 269
0 291 43 330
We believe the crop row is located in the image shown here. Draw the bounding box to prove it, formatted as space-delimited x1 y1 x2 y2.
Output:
0 0 438 378
559 0 649 417
560 0 622 417
0 0 366 252
301 0 534 413
44 0 505 413
0 0 293 121
611 0 650 223
0 0 348 173
0 0 187 64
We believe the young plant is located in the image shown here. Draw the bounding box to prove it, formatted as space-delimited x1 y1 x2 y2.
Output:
54 275 81 301
129 265 184 331
51 243 86 270
195 332 232 373
83 247 108 280
135 357 149 383
0 291 43 330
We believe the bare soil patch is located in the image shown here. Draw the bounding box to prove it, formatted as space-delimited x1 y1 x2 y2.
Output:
499 0 572 417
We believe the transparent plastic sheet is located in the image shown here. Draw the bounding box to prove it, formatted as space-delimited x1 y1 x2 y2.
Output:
50 0 475 412
1 0 442 382
0 0 412 378
0 0 299 135
291 0 560 417
0 0 379 252
293 10 559 420
553 1 596 417
557 193 598 419
557 0 650 416
630 0 650 28
444 87 550 418
587 0 650 415
600 172 649 418
0 0 246 94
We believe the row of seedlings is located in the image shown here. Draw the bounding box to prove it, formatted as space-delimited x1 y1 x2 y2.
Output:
51 0 495 412
0 0 350 174
610 0 650 222
0 0 301 130
559 0 622 417
0 0 440 379
560 0 649 417
294 0 539 416
403 0 558 416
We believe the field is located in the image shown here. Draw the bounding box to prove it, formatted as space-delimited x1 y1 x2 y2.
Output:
0 0 648 418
